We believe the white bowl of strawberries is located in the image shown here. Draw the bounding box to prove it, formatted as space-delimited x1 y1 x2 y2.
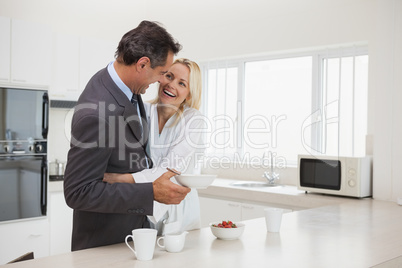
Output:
210 220 245 240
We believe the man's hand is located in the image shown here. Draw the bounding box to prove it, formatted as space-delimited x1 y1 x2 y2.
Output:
153 171 190 204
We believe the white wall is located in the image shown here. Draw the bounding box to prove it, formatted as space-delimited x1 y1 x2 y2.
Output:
368 0 402 202
1 0 401 202
47 108 72 163
0 0 374 60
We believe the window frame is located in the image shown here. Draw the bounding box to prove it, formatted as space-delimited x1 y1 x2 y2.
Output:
200 45 368 165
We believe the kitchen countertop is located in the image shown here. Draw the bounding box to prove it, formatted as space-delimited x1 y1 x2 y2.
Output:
49 178 358 210
4 198 402 268
198 178 357 210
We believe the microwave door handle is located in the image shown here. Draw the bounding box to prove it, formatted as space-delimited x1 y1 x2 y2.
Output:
40 157 47 216
42 93 49 139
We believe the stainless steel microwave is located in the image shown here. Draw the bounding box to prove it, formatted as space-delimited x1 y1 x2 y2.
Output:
297 155 372 198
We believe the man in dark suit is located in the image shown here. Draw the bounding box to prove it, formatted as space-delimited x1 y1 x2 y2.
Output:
63 21 191 251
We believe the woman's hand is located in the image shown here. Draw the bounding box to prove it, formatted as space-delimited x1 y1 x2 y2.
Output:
103 173 135 184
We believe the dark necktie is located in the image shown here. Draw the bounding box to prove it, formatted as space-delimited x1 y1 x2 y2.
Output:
131 93 138 105
131 94 142 134
131 93 150 168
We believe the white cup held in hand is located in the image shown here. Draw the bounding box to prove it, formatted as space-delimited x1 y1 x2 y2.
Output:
264 207 284 233
157 231 188 253
125 228 157 261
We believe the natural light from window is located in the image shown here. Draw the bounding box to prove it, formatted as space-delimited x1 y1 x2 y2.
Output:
201 47 368 167
244 57 312 163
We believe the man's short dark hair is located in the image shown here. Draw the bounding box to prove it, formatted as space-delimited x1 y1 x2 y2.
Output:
115 20 182 68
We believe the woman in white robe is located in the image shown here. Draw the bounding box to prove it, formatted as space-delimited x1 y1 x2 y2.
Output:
103 58 205 235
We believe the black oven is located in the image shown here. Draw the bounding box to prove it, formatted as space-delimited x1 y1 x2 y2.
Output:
0 155 47 221
0 87 48 222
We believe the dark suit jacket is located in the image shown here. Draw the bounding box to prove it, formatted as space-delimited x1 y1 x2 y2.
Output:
64 67 154 251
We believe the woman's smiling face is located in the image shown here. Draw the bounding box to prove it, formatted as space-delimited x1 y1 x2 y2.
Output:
158 63 191 108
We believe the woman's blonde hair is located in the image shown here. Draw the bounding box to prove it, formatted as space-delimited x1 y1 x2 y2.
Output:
152 58 202 111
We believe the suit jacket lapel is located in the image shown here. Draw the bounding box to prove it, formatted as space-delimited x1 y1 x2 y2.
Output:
100 70 144 143
101 69 152 167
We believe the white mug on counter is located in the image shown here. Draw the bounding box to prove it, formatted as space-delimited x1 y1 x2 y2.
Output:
264 207 284 233
157 231 188 253
125 228 157 261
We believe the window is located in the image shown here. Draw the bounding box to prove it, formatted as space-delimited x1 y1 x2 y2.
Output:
319 55 369 157
201 46 368 166
202 62 239 157
243 57 312 162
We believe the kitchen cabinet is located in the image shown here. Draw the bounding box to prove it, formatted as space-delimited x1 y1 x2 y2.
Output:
0 218 49 265
49 190 73 255
50 33 80 100
241 202 270 220
79 36 115 91
0 16 10 83
50 35 116 101
11 18 51 87
199 197 242 227
199 196 292 227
